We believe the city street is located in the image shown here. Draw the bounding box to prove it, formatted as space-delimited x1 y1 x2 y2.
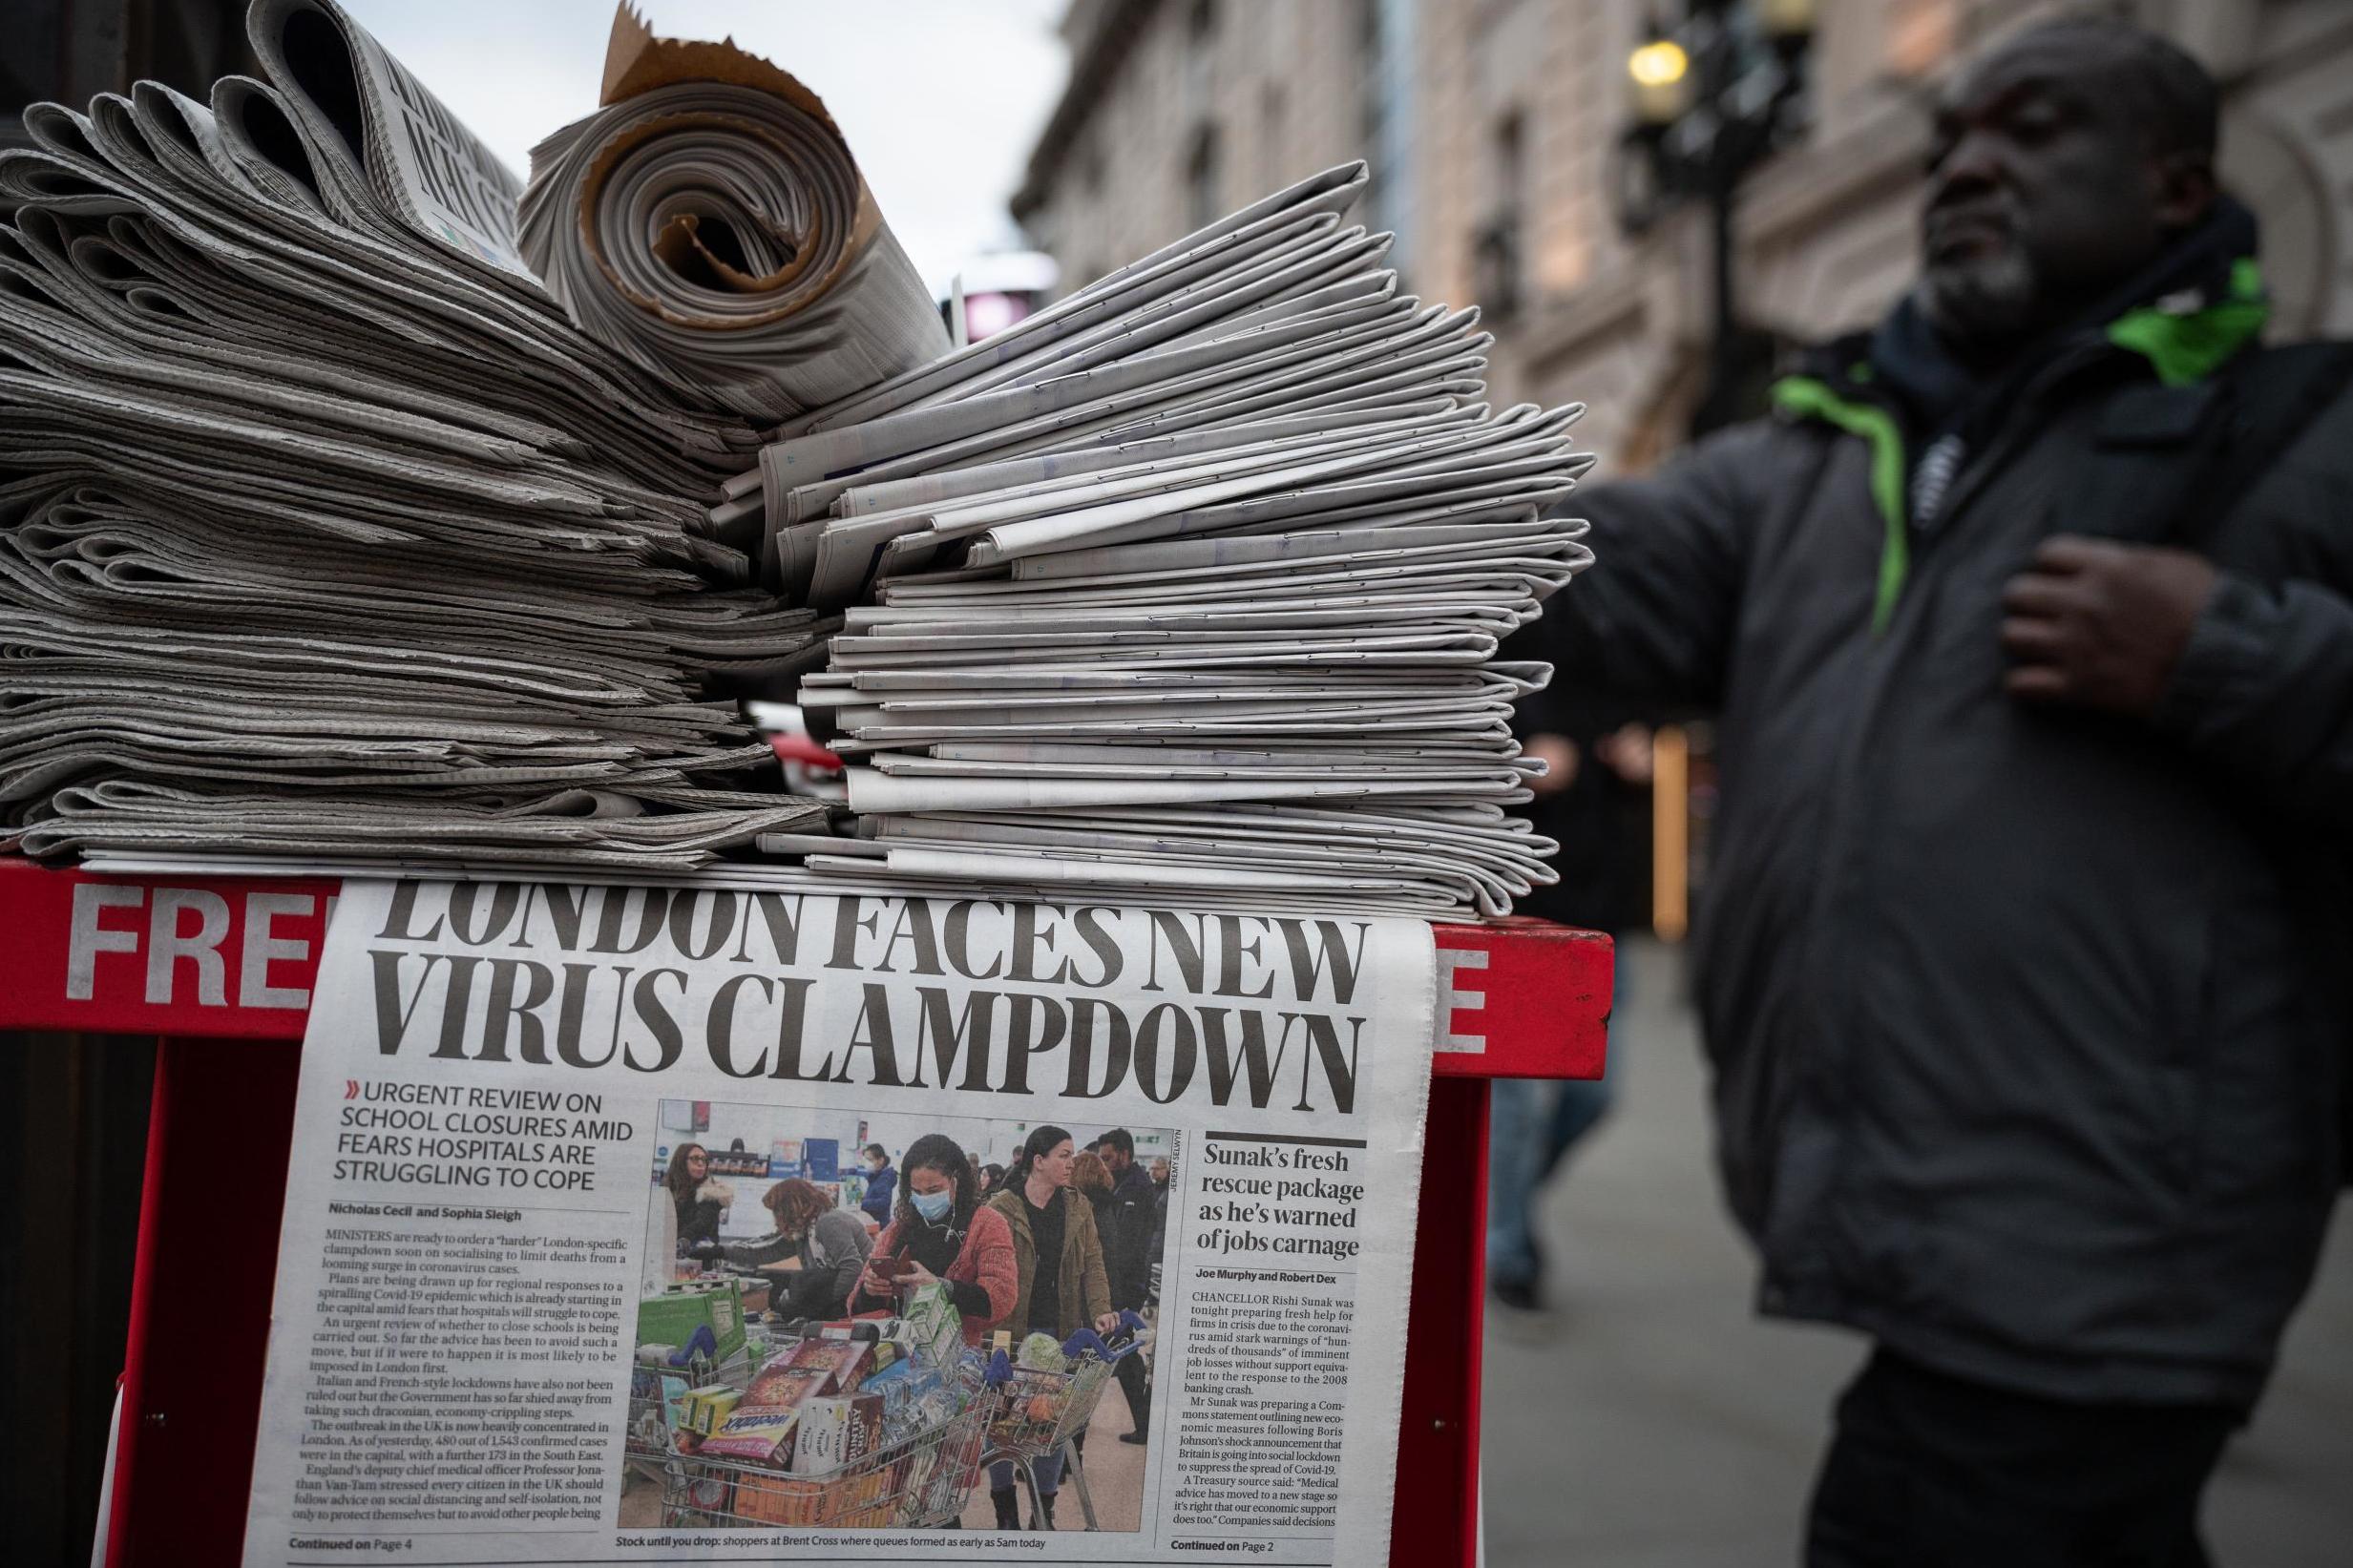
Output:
1481 939 2353 1567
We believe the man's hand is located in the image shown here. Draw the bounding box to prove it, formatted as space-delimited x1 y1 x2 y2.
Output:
1999 536 2217 715
1594 722 1655 785
1523 732 1579 797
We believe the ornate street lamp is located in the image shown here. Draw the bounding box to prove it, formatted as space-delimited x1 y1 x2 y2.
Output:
1610 0 1817 433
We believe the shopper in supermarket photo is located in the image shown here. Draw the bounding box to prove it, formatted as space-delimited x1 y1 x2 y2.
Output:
1534 13 2353 1566
1069 1148 1124 1457
984 1124 1122 1529
1093 1129 1160 1443
663 1142 732 1258
853 1132 1019 1346
725 1177 875 1322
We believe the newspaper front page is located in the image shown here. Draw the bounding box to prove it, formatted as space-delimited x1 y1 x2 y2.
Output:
241 881 1436 1564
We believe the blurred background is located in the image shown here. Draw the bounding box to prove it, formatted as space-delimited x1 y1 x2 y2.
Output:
6 1 2351 1563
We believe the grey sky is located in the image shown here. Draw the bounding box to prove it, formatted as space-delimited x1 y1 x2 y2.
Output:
340 1 1068 291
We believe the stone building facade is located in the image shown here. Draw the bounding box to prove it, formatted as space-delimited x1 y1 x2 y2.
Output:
1012 0 2353 471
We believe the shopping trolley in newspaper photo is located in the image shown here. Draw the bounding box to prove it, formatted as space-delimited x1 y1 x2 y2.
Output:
655 1354 991 1530
624 1321 759 1488
979 1309 1151 1532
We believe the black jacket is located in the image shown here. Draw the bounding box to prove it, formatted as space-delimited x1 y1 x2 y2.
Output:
1103 1163 1158 1311
1544 210 2350 1406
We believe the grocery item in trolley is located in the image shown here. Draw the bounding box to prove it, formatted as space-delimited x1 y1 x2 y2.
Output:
677 1384 743 1441
776 1334 878 1389
982 1309 1151 1459
699 1405 803 1467
658 1338 992 1530
791 1392 885 1474
900 1279 964 1366
743 1361 833 1411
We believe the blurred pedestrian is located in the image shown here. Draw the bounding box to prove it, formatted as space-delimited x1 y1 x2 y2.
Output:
1485 675 1650 1313
1539 18 2351 1564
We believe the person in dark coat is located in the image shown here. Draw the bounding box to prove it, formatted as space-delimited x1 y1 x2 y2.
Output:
663 1142 731 1257
1536 18 2350 1562
1095 1129 1157 1443
1147 1157 1169 1272
857 1142 896 1225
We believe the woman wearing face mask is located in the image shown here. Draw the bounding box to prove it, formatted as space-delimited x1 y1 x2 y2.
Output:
664 1143 731 1257
982 1126 1122 1530
858 1142 897 1226
851 1134 1016 1345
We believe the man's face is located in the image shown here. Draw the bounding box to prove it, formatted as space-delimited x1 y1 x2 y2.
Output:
1921 40 2176 343
1105 1146 1131 1176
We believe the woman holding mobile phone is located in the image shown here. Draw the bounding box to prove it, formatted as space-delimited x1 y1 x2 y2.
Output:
851 1133 1016 1345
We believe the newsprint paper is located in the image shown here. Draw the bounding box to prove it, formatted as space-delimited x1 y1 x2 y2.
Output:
242 881 1436 1565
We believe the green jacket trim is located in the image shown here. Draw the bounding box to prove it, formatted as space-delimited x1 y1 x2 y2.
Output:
1772 261 2267 632
2105 257 2269 387
1772 374 1909 635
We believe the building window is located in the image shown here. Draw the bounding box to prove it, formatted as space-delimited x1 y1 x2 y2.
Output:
1187 123 1223 233
1473 110 1524 322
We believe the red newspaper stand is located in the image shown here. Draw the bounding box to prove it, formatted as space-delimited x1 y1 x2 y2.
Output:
0 857 1610 1567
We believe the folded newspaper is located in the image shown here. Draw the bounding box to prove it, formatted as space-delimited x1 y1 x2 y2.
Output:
720 163 1596 916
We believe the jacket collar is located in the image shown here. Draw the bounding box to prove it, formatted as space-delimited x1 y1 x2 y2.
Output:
1785 195 2270 429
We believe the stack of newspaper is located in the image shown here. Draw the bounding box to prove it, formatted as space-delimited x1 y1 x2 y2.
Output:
723 166 1596 916
0 1 1595 916
0 0 835 870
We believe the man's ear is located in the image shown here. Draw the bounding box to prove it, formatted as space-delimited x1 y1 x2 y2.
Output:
2152 152 2217 235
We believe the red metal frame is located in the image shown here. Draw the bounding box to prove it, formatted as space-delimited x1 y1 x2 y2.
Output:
1 859 1610 1567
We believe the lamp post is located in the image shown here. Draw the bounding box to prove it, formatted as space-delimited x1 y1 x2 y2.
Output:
1611 0 1816 435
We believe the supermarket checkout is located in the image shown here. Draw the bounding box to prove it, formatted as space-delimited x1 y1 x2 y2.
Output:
851 1134 1017 1342
726 1178 873 1321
